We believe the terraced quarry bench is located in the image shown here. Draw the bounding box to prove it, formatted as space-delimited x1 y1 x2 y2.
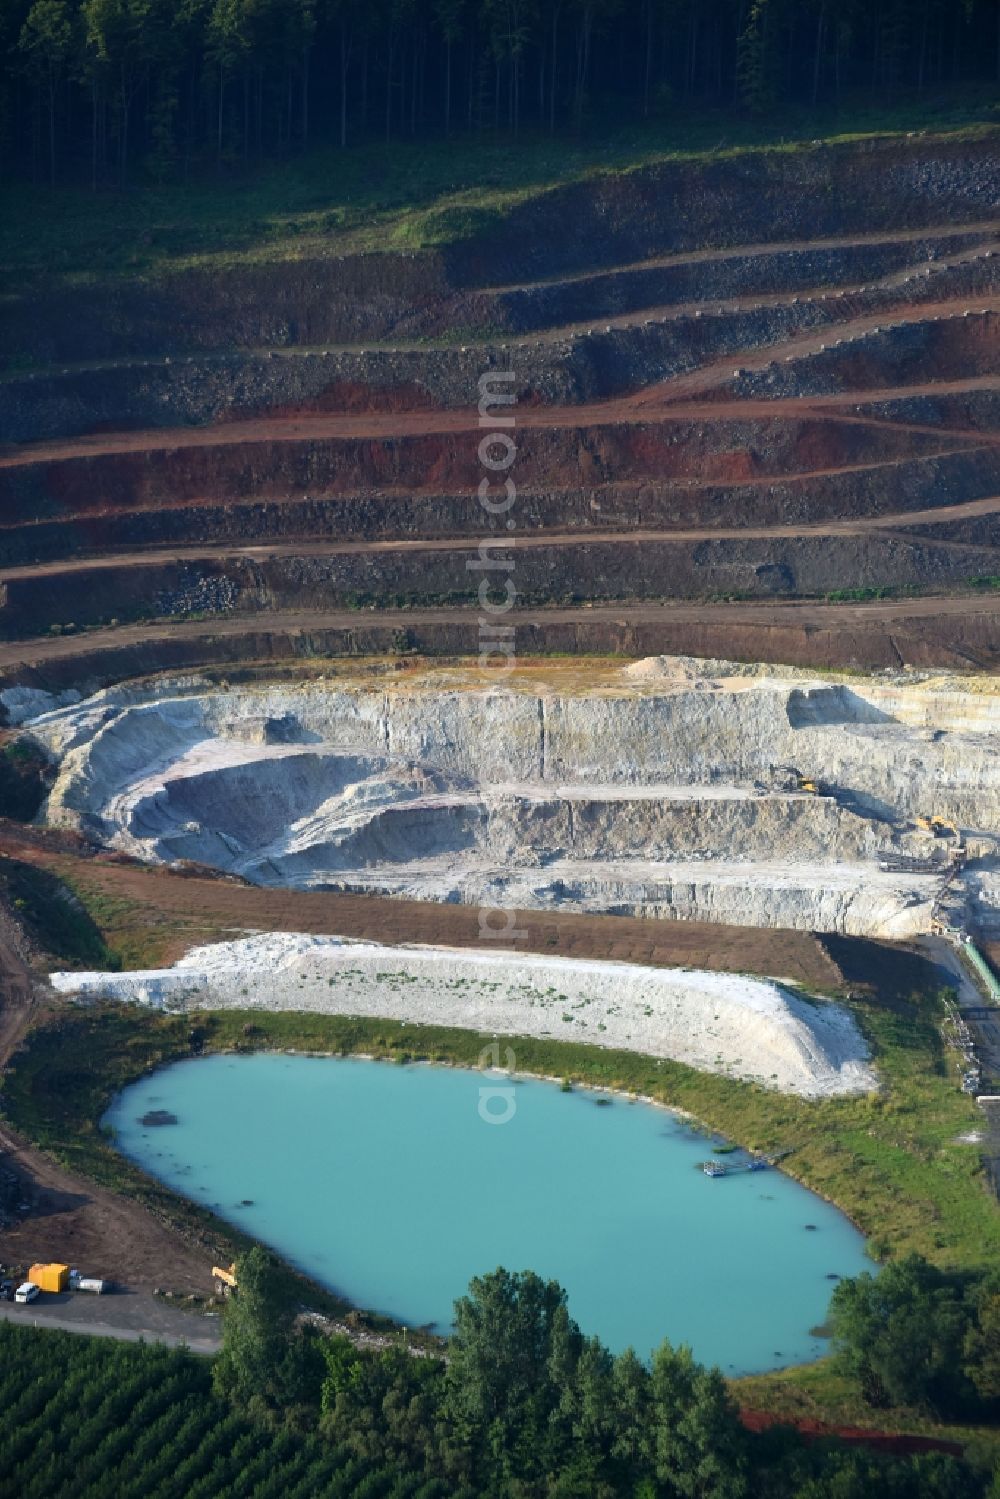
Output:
13 657 1000 944
1 131 1000 674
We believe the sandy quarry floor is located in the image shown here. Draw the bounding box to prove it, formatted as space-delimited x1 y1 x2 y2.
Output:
51 934 877 1099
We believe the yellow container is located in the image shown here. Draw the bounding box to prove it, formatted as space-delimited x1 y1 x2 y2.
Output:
28 1263 70 1293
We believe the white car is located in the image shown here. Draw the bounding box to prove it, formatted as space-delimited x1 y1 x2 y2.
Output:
14 1282 39 1304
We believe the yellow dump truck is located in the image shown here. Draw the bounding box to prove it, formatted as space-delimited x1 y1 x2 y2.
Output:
28 1263 70 1293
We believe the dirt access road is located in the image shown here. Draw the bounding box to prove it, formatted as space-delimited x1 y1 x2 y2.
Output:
0 1288 221 1352
4 368 1000 470
0 1115 214 1300
0 876 215 1301
5 492 1000 586
3 593 1000 682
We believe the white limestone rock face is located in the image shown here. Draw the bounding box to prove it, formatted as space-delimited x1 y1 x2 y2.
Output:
0 685 80 725
25 661 1000 938
50 933 878 1099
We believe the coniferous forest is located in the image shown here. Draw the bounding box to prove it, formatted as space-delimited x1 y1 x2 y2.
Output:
2 0 1000 188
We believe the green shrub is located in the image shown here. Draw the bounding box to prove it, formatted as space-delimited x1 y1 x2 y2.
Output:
0 739 50 822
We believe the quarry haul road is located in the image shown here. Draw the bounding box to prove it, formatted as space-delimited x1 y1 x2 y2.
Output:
3 594 1000 671
3 375 1000 472
4 495 1000 584
5 217 997 385
309 236 1000 353
479 218 1000 293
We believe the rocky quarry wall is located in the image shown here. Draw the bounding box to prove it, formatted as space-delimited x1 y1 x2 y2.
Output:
4 245 998 444
2 446 999 571
19 661 1000 940
4 132 997 375
2 531 998 640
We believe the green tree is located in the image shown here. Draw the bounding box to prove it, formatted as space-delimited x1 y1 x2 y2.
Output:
570 0 620 125
82 0 153 183
213 1245 303 1415
442 1267 580 1485
207 0 253 162
649 1340 749 1498
610 1346 653 1473
433 0 466 130
320 1335 444 1469
736 0 778 112
829 1254 975 1414
965 1280 1000 1404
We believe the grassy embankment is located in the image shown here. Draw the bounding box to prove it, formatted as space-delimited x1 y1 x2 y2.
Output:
2 861 998 1446
0 95 996 292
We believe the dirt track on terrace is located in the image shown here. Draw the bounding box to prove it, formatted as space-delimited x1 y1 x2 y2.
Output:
3 594 1000 684
4 369 1000 470
483 217 1000 289
5 494 1000 584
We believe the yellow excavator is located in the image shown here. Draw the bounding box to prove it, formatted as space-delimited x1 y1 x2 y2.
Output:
915 815 959 837
212 1263 238 1296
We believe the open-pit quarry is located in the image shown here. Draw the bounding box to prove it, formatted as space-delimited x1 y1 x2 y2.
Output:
14 649 1000 1105
2 134 1000 678
1 130 999 1359
15 658 1000 943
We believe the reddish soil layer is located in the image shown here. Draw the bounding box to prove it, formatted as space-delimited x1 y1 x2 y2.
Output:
0 219 997 652
0 824 843 985
0 405 973 526
738 1408 964 1458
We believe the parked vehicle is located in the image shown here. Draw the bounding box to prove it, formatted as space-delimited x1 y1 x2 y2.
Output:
28 1263 70 1294
14 1282 39 1304
69 1270 110 1294
0 1280 14 1302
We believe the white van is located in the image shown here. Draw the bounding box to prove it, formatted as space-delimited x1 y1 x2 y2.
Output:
14 1282 39 1304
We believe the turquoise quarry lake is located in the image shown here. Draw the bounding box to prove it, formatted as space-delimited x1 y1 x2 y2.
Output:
105 1054 870 1371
